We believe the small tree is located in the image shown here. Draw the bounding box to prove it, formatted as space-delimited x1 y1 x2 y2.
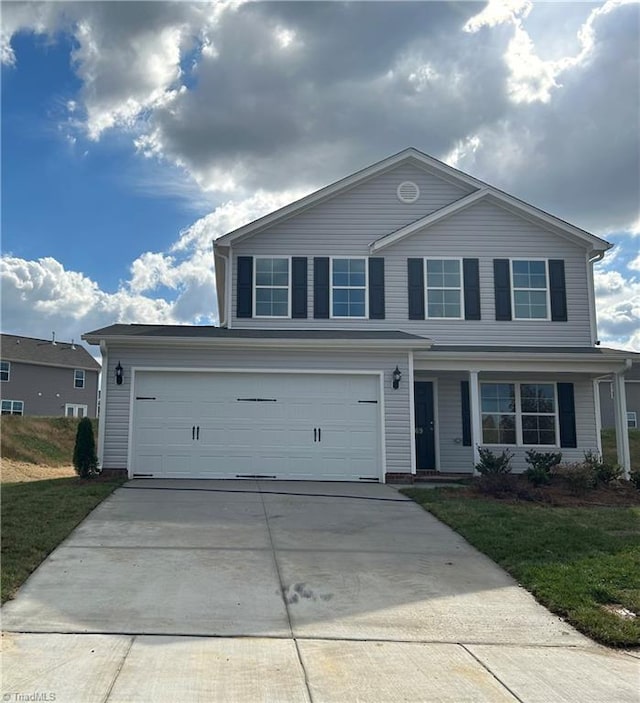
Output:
73 417 99 478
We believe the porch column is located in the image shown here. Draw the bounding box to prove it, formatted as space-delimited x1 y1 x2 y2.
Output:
613 371 631 480
469 370 481 473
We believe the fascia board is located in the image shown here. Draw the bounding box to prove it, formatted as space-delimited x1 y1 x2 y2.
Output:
84 335 433 351
216 149 484 247
1 358 101 371
414 352 633 374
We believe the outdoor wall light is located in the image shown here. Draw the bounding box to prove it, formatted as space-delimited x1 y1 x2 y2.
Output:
115 362 124 385
392 365 402 390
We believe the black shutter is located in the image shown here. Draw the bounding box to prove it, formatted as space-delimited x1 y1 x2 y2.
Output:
291 257 308 319
549 259 568 322
461 380 472 446
557 382 577 448
494 259 512 321
313 257 330 319
369 258 385 319
408 258 425 320
236 256 253 318
463 258 481 320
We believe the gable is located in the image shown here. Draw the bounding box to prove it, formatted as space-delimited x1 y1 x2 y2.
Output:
229 162 475 255
216 148 479 247
371 189 610 256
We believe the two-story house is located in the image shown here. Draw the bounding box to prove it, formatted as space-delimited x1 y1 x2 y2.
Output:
83 148 637 481
1 333 101 417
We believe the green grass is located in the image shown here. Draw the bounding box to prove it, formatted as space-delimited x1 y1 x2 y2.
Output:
602 428 640 470
1 416 98 466
402 488 640 647
1 476 125 603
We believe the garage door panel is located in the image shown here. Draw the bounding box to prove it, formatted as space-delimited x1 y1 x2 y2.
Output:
132 371 381 481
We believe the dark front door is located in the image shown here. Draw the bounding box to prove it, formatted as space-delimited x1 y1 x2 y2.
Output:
414 381 436 470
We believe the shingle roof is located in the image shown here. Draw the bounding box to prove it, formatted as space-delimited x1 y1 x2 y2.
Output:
1 333 101 370
428 345 638 356
83 324 428 342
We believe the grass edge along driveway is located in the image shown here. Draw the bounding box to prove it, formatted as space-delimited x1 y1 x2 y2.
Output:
402 488 640 648
1 476 126 604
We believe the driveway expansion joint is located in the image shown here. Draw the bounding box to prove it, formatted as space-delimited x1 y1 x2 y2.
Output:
460 643 525 703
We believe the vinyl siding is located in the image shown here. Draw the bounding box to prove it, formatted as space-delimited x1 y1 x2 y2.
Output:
100 345 411 476
0 361 99 417
232 195 593 346
599 380 640 428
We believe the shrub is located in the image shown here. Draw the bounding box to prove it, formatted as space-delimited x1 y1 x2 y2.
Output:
524 450 562 486
475 447 514 497
475 447 513 475
73 417 99 479
582 449 622 485
630 470 640 491
553 462 597 494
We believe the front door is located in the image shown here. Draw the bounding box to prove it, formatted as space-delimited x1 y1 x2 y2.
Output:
414 381 436 470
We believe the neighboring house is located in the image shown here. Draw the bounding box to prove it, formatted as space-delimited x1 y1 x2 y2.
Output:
83 148 638 482
599 363 640 430
1 333 101 418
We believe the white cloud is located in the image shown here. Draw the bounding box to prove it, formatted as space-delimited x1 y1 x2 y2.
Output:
594 268 640 351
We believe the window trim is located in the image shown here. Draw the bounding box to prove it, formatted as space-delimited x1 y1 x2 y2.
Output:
74 369 86 389
480 381 560 447
65 403 88 418
628 411 638 429
253 256 292 319
1 399 23 415
0 360 10 382
330 256 369 319
424 257 465 320
510 258 551 321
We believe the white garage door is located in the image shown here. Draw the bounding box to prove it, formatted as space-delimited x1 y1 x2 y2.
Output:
131 371 381 481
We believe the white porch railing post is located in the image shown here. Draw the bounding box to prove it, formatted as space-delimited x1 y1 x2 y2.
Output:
613 372 631 480
469 370 481 474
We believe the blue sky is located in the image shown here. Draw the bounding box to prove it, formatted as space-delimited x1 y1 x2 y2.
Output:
1 1 639 351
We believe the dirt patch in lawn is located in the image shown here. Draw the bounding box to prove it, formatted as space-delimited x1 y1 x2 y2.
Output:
1 460 76 483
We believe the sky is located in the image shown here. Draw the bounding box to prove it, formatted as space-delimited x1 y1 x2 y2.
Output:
1 0 639 355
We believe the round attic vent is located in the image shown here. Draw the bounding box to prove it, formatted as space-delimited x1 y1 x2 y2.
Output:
397 181 420 203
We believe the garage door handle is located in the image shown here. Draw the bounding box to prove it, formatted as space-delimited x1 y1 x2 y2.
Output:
192 426 195 440
318 427 321 442
196 426 200 440
314 428 317 442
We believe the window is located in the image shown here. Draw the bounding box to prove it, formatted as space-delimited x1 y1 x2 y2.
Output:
74 369 85 389
65 404 88 418
481 382 558 446
628 411 638 429
0 361 9 382
511 260 549 319
331 258 367 317
1 400 23 415
481 384 516 445
425 259 463 318
254 257 290 317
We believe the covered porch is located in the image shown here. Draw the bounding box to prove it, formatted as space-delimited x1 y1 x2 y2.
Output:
410 346 636 478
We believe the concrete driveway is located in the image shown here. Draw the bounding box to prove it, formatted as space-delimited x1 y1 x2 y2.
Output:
2 480 638 702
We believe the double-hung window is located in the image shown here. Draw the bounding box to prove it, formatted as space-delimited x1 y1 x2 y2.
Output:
425 259 463 318
481 382 558 446
254 257 290 317
1 400 23 416
0 361 9 382
512 260 549 319
628 411 638 429
74 369 85 389
331 258 367 318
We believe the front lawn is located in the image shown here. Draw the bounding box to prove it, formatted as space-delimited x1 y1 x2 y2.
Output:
403 487 640 647
1 477 125 603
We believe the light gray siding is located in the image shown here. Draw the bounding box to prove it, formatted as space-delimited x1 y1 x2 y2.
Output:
100 345 411 476
0 361 99 417
231 181 593 346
